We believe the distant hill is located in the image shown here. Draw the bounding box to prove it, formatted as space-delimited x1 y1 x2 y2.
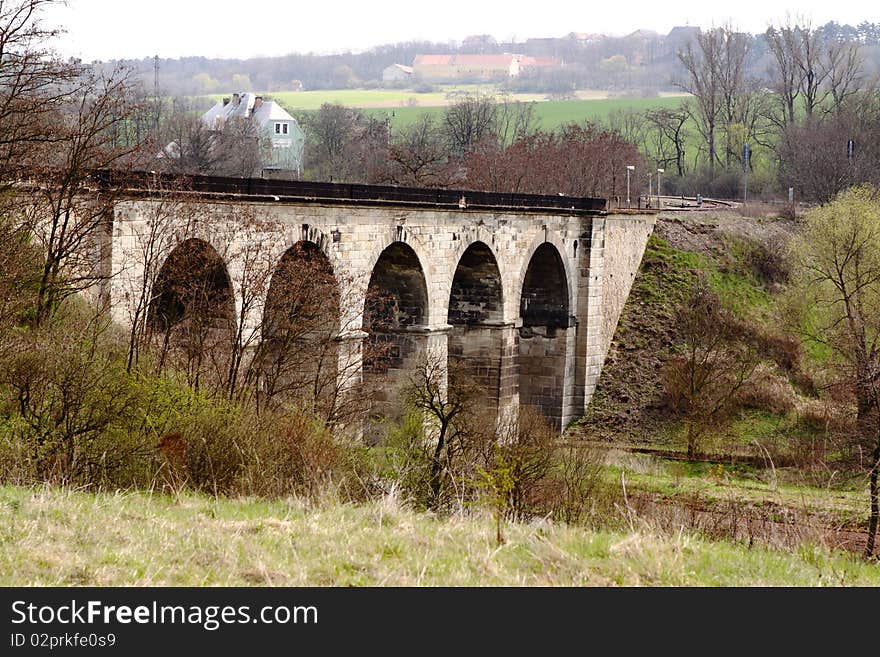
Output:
101 21 880 98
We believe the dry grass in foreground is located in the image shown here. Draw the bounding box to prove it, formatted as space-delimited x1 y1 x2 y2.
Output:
0 485 876 586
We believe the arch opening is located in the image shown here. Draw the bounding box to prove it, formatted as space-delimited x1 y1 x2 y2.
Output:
148 238 236 384
447 242 511 420
518 243 571 429
259 241 340 417
363 242 429 430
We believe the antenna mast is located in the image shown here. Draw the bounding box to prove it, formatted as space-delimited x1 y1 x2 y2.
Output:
153 54 160 132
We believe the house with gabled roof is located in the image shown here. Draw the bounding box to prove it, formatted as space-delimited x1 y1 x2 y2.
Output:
382 64 413 82
202 92 305 176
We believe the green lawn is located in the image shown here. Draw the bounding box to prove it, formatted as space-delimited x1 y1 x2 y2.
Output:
1 485 876 586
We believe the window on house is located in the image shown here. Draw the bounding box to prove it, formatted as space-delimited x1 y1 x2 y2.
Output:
282 123 289 135
274 122 282 134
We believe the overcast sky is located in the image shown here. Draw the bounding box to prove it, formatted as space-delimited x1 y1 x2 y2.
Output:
45 0 874 61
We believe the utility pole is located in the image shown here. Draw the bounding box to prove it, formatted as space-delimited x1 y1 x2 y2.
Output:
626 165 634 208
742 143 751 205
656 168 664 210
154 55 160 133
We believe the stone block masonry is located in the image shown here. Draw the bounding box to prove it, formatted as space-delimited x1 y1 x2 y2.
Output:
102 175 655 433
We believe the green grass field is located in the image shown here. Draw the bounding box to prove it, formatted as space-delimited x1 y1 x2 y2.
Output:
238 86 690 132
1 483 875 586
355 96 689 132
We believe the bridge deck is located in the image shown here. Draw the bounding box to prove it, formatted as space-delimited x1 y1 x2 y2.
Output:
89 171 607 216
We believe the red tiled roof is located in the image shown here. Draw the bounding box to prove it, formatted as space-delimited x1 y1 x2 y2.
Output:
519 56 562 68
413 54 516 68
413 54 454 66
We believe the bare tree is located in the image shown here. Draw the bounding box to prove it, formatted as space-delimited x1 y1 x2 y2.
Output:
766 18 865 127
383 114 451 187
494 97 538 145
404 352 479 510
715 27 751 167
607 108 649 156
211 116 266 178
157 100 221 175
792 20 830 120
643 107 689 176
442 95 498 156
0 215 40 350
677 28 724 176
119 182 203 372
764 23 803 129
0 0 79 183
822 40 865 114
302 103 389 183
777 106 880 202
23 64 148 327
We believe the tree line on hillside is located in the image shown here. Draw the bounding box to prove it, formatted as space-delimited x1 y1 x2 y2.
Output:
102 20 880 97
274 19 880 205
100 16 880 206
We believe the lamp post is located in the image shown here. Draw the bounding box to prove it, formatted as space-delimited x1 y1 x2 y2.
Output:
656 168 664 210
626 165 634 208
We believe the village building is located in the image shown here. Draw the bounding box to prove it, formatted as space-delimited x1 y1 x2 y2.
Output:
201 92 305 176
412 54 561 82
381 64 413 82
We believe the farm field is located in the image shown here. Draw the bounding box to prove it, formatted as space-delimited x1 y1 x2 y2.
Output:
220 86 691 132
263 87 688 111
342 95 686 132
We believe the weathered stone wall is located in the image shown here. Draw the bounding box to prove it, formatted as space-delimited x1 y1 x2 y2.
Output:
518 325 572 429
600 213 657 357
107 196 654 432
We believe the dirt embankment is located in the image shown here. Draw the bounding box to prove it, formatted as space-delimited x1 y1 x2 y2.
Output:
575 210 801 443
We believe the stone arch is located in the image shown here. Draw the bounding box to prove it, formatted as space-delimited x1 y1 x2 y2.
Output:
448 241 504 325
515 230 576 320
364 241 429 331
362 241 430 431
147 238 236 382
521 243 570 328
447 241 513 420
518 241 572 429
279 225 337 270
362 229 435 326
258 241 340 413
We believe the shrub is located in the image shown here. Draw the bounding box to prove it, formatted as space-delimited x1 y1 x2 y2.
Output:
0 310 145 486
374 410 438 509
742 235 792 287
549 443 615 527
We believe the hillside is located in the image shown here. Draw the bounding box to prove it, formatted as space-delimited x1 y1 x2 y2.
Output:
577 209 806 448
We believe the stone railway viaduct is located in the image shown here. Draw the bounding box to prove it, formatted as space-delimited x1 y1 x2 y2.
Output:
103 175 655 430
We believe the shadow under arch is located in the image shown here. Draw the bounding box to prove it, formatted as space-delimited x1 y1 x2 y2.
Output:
148 238 236 385
447 241 511 422
258 240 341 418
518 242 571 429
362 241 429 435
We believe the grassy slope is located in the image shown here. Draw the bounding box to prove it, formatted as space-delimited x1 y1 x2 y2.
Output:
1 486 876 586
578 211 798 445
